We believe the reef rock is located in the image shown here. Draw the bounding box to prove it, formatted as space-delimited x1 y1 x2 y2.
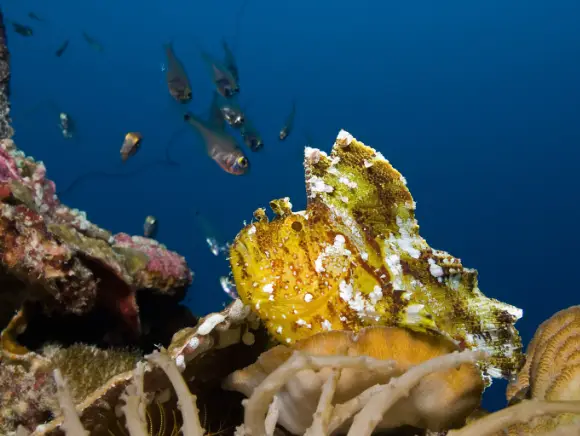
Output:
0 8 11 140
0 10 191 332
502 305 580 434
230 129 523 380
0 137 194 434
0 11 195 433
22 303 580 436
0 138 192 336
0 140 197 434
27 300 266 436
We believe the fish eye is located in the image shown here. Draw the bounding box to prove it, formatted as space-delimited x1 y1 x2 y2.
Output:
237 157 248 168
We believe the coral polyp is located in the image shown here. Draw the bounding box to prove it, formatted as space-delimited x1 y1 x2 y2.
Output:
230 129 523 379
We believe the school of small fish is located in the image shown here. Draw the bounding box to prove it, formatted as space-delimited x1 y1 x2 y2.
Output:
8 1 302 301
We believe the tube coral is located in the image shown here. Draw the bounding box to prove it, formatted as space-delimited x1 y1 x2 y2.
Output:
146 351 205 436
47 350 207 436
52 369 89 436
119 361 148 436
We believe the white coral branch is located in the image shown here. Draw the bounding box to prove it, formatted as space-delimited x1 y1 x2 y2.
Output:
49 353 207 436
327 383 384 433
15 425 31 436
53 368 89 436
304 370 338 436
120 361 148 436
146 350 205 436
264 396 280 436
243 351 397 436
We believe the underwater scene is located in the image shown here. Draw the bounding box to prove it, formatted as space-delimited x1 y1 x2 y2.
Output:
1 0 580 435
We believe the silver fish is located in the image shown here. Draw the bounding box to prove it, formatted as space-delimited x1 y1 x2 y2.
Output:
279 100 296 141
219 98 245 128
164 42 192 103
184 111 249 175
206 237 221 256
201 51 239 98
220 275 238 299
240 118 263 152
59 112 74 139
144 215 158 238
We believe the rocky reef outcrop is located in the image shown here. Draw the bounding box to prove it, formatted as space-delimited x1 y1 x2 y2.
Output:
0 8 195 433
0 136 193 338
0 8 11 140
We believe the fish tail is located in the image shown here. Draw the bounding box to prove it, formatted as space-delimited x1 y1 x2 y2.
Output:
211 91 220 105
222 39 234 56
184 111 203 125
163 39 175 52
232 0 251 51
200 50 212 64
191 36 204 54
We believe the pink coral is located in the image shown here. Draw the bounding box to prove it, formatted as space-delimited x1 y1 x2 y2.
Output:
113 233 192 290
31 161 58 212
0 145 20 182
0 142 59 214
0 139 110 237
0 202 98 314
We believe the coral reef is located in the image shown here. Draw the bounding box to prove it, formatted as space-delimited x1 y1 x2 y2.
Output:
0 340 140 434
0 12 193 430
1 8 578 431
27 300 267 436
0 8 12 140
0 137 192 325
499 305 580 434
22 302 580 436
229 130 523 380
2 126 580 436
42 344 141 404
0 353 56 433
0 136 194 432
0 136 193 351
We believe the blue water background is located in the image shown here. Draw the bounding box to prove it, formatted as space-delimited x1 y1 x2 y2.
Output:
4 0 580 412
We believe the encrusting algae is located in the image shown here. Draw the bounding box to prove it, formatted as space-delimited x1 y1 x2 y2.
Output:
230 129 523 380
